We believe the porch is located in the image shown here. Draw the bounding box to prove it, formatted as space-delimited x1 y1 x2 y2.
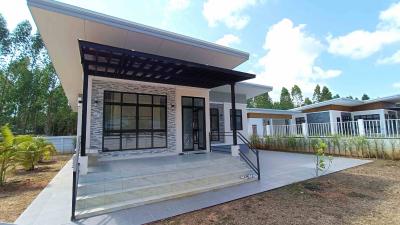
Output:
75 152 256 218
16 150 370 225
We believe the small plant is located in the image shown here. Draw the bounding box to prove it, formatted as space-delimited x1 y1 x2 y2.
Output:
313 139 333 176
287 136 297 151
0 125 18 186
352 136 368 158
250 134 261 149
332 134 341 156
389 139 397 160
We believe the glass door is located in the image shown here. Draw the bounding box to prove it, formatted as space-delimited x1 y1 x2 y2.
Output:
182 97 206 151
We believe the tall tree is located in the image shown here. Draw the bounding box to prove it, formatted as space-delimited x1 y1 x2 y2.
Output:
0 16 76 135
320 86 333 101
333 94 340 99
254 92 274 109
312 85 321 103
246 97 255 108
291 85 303 107
279 87 294 109
361 94 370 100
304 97 312 105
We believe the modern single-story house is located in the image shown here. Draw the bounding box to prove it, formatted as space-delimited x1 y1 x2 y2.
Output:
28 0 269 219
247 95 400 137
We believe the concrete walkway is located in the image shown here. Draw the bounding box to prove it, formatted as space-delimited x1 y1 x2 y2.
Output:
16 151 370 225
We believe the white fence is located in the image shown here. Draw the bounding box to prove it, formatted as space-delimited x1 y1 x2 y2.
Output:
265 119 400 138
44 136 76 153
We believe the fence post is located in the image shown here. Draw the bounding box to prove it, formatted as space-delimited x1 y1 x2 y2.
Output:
358 119 365 136
266 125 272 136
302 123 308 138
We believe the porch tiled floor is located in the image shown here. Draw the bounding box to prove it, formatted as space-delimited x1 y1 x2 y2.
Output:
16 151 371 225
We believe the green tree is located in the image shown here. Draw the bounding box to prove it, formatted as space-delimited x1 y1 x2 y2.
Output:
291 85 303 107
361 94 370 100
247 97 255 108
0 16 76 135
279 87 294 109
320 86 333 101
333 94 340 99
312 85 321 103
254 92 274 109
304 97 312 105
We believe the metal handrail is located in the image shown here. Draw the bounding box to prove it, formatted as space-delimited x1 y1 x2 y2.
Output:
211 132 260 180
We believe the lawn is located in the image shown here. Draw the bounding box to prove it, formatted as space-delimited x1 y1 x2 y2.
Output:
0 154 72 223
151 160 400 225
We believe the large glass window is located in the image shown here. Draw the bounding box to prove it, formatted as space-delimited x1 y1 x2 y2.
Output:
103 91 167 151
230 109 243 130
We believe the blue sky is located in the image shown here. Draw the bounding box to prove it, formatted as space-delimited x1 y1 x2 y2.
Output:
1 0 400 100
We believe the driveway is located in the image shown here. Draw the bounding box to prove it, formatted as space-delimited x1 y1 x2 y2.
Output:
16 150 370 225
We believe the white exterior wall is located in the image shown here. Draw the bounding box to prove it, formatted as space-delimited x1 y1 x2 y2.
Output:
247 118 264 136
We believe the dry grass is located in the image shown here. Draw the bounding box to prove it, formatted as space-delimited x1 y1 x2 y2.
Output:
150 160 400 225
0 154 71 223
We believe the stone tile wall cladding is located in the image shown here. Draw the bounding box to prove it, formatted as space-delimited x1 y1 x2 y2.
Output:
89 78 176 154
210 103 225 144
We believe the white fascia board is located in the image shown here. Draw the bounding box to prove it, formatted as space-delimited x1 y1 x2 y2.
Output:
27 0 249 62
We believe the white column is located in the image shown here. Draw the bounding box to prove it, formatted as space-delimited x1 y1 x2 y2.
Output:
266 125 272 136
380 110 387 136
302 123 308 138
357 119 365 136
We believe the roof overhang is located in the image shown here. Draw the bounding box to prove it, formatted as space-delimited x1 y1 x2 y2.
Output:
27 0 251 110
291 98 364 111
80 41 255 89
211 82 272 99
247 108 300 115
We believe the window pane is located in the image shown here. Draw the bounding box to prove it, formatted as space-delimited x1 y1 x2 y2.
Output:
104 135 120 151
104 105 121 130
139 106 152 129
139 95 152 104
121 106 136 130
153 107 166 130
194 98 204 107
104 92 121 103
153 132 166 148
182 97 192 106
153 96 166 105
138 132 152 148
122 133 136 149
123 93 137 104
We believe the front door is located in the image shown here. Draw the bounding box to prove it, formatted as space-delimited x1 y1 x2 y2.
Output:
182 97 206 151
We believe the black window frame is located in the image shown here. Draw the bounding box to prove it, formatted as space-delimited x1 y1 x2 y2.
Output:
230 109 243 131
210 108 220 141
102 91 167 151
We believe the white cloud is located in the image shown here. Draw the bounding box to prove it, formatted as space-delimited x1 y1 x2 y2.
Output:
377 50 400 64
393 82 400 88
327 2 400 59
202 0 259 30
250 18 341 99
215 34 241 47
166 0 190 11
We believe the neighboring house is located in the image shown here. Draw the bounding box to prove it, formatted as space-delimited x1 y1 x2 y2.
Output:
28 0 268 218
247 95 400 137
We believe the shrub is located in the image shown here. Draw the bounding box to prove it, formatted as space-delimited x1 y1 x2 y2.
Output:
313 139 332 176
0 125 18 186
16 136 56 171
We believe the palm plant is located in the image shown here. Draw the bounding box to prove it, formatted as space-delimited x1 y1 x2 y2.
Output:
15 136 56 171
0 124 18 186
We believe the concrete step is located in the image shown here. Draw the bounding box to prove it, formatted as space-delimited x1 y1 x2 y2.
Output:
80 155 246 184
77 161 249 196
75 168 255 219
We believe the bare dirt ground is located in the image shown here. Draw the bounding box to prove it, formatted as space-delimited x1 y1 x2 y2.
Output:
151 160 400 225
0 154 71 223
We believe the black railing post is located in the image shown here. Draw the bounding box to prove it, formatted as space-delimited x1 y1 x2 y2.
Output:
231 83 237 146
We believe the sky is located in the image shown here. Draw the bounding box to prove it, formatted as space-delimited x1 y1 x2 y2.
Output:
1 0 400 100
